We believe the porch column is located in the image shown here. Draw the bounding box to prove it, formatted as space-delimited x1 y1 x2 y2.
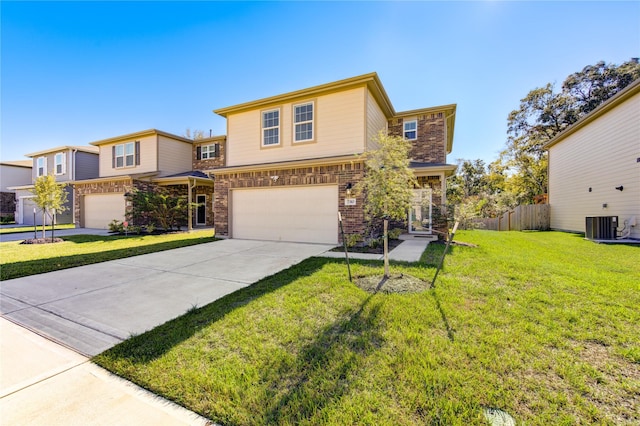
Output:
187 178 193 232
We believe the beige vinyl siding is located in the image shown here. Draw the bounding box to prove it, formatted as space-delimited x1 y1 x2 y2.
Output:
548 92 640 238
366 89 387 150
157 136 193 177
99 135 158 177
227 87 367 167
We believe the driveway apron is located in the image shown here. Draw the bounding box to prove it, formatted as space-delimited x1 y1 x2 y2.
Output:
1 239 334 356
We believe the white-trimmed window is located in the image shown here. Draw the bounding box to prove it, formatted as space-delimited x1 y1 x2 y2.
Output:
200 144 219 159
54 152 66 175
36 156 47 177
404 120 417 140
294 102 314 142
262 109 280 146
113 141 137 168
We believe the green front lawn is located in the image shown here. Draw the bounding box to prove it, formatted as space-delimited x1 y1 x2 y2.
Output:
0 230 217 280
94 231 640 425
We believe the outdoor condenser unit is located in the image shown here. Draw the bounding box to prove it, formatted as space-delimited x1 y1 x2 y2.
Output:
585 216 618 240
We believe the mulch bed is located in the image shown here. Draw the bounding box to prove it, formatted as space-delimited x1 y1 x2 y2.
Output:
331 238 404 254
20 238 64 244
354 273 430 294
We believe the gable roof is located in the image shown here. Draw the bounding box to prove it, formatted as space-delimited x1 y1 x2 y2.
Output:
25 145 99 158
214 72 395 117
544 78 640 150
214 72 457 152
0 160 32 168
89 129 193 146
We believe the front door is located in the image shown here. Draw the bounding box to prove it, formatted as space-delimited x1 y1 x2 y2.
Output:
196 194 206 225
409 188 432 234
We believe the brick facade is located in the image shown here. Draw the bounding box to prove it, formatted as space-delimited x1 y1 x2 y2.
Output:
74 178 214 228
193 137 226 171
388 112 447 164
73 178 133 227
214 161 366 241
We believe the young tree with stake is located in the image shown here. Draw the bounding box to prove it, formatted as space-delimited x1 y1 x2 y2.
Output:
31 174 68 240
356 131 417 278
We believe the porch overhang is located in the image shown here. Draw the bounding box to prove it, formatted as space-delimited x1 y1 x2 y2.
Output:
409 162 457 177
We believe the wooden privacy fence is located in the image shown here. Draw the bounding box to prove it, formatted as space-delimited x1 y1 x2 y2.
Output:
473 204 550 231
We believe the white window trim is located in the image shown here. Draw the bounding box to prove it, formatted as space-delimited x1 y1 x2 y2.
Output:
293 101 314 143
262 108 281 147
54 152 66 175
404 120 418 141
36 156 47 177
115 142 135 168
201 144 218 159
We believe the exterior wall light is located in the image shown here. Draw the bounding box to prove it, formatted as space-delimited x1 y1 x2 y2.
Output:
345 182 353 197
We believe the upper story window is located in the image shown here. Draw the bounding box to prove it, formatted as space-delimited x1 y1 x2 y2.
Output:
113 141 139 168
404 120 417 140
198 144 219 159
262 109 280 147
54 152 65 175
36 156 47 177
294 102 314 142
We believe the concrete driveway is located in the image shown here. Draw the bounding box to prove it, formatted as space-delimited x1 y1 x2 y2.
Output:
1 239 335 356
1 239 333 425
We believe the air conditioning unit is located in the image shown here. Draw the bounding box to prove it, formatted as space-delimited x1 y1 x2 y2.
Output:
585 216 618 240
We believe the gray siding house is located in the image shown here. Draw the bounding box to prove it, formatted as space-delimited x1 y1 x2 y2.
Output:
12 146 99 225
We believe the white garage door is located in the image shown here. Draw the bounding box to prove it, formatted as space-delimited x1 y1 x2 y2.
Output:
84 194 126 229
232 186 338 244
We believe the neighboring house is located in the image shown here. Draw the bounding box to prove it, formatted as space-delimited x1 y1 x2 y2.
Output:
544 78 640 240
0 160 32 221
210 72 456 244
10 146 99 225
74 129 214 229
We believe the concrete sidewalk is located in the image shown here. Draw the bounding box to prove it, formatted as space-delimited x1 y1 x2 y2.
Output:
0 318 212 425
319 235 433 262
0 227 112 242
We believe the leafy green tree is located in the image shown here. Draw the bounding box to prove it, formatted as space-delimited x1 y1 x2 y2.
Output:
31 174 68 239
126 187 190 231
499 59 640 204
356 131 417 278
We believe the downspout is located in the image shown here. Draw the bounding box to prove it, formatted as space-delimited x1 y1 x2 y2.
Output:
72 149 77 227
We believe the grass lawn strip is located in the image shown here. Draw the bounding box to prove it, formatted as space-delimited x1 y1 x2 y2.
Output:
0 230 217 280
94 231 639 425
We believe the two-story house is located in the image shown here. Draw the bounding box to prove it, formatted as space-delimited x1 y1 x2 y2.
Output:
209 73 456 244
0 160 32 221
74 129 215 229
10 146 99 225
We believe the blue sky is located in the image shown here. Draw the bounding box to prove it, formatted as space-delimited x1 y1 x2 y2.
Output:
1 1 638 164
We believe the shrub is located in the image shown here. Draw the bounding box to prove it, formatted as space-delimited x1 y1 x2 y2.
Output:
108 220 124 233
344 233 362 248
387 228 403 240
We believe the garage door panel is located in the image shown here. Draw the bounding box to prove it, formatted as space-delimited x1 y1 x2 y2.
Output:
84 194 126 229
232 186 338 244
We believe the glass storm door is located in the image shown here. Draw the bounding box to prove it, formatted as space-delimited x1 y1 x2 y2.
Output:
409 188 432 234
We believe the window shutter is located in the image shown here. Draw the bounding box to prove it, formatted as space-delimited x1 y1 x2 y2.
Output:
43 157 48 175
214 144 220 158
196 146 202 160
135 141 140 165
112 146 116 168
62 153 66 174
